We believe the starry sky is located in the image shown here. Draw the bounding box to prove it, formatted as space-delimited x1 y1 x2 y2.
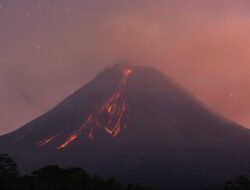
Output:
0 0 250 135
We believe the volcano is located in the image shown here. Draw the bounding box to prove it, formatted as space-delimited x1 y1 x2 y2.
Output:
1 64 250 189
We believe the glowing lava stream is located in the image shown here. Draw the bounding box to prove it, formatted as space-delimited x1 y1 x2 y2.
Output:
57 68 132 149
38 135 57 147
37 67 132 150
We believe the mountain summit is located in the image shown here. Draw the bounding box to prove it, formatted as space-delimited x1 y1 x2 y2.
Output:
1 64 250 189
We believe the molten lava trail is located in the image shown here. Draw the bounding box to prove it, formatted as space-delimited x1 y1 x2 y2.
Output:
38 135 57 147
37 67 132 150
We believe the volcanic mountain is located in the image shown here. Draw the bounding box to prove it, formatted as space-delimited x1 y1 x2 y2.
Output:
1 64 250 189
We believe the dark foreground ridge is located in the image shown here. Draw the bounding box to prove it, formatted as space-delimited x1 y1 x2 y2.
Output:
1 64 250 189
1 153 250 190
0 154 151 190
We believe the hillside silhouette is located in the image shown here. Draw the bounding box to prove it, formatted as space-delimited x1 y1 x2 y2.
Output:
0 154 151 190
1 65 250 189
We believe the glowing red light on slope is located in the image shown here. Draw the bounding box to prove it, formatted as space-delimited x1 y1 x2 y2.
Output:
56 114 95 149
57 134 78 150
104 127 113 134
38 136 56 147
107 105 113 113
38 67 132 150
87 130 94 141
124 68 132 76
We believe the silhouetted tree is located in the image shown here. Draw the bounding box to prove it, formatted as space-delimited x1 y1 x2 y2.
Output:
225 174 250 190
0 154 19 175
0 154 20 190
0 154 151 190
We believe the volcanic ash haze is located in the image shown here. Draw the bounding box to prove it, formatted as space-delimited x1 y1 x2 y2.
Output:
1 64 250 189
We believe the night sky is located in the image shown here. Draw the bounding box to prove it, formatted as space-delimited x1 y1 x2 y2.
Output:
0 0 250 135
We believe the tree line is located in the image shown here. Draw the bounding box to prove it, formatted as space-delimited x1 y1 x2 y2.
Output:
0 154 151 190
1 153 250 190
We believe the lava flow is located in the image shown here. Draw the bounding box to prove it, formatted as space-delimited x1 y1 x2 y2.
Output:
37 67 132 150
38 135 57 147
57 67 132 149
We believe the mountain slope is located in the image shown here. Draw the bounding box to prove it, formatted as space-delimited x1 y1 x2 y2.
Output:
1 64 250 189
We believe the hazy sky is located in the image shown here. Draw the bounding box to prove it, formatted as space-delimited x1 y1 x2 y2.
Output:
1 0 250 135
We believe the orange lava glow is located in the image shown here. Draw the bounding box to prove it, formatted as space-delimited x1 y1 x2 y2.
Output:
57 134 78 150
38 135 56 147
37 67 132 150
57 67 132 149
124 68 132 76
107 105 113 113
